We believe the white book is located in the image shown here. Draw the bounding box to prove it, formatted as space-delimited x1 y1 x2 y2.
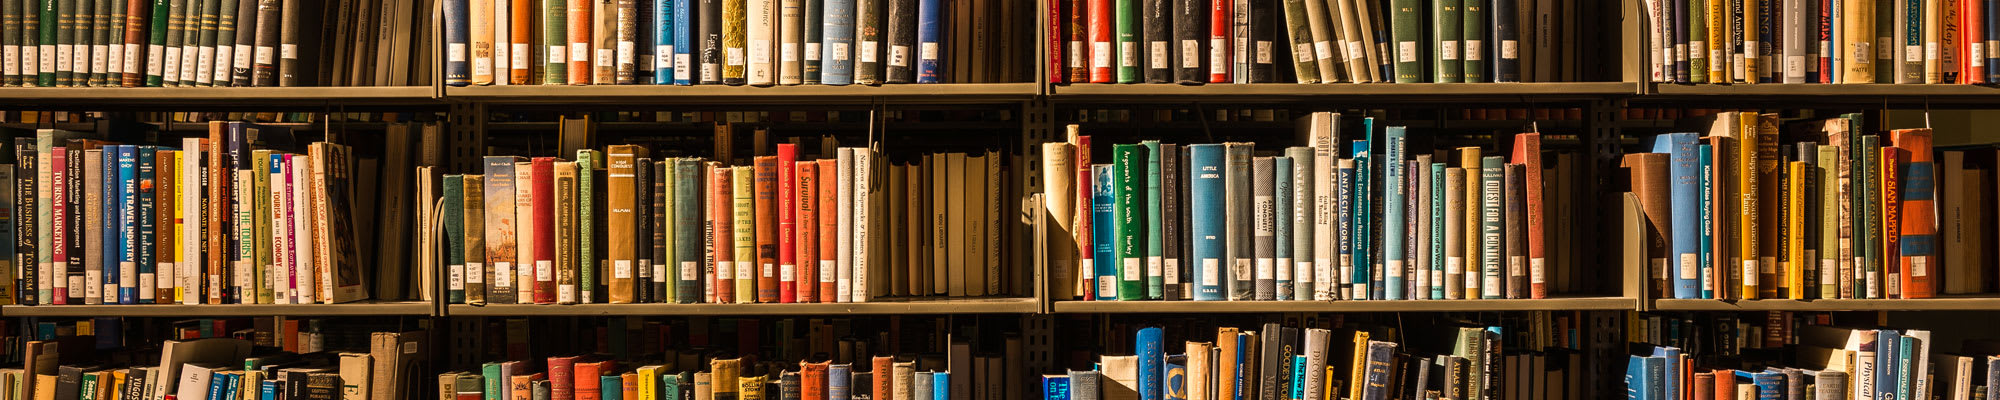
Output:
946 153 966 297
181 138 203 305
175 363 220 400
964 153 986 297
514 161 536 303
748 0 776 85
778 0 804 84
152 337 249 400
1912 329 1933 400
493 0 511 85
851 147 871 302
835 148 855 302
292 155 317 303
272 156 292 304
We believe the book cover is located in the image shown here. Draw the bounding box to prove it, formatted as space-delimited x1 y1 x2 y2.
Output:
1204 0 1226 82
1891 129 1935 299
1188 144 1224 301
819 0 853 84
1226 142 1252 300
606 146 641 303
1092 164 1116 300
1252 156 1275 301
731 165 755 303
1113 144 1146 301
532 158 557 304
674 159 701 303
1285 147 1312 300
1460 0 1485 81
1479 156 1505 299
1137 327 1162 400
883 0 914 82
1277 0 1318 82
1652 133 1700 299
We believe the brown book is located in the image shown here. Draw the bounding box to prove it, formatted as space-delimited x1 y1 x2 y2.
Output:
870 356 893 398
1706 135 1735 299
1755 114 1782 299
1623 152 1671 299
817 159 838 303
463 174 487 305
1215 327 1241 400
1504 163 1527 299
606 145 645 303
207 122 231 304
156 150 178 302
755 156 779 303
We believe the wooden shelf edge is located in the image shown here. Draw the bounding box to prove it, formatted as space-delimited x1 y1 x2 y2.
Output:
1048 82 1638 103
446 83 1041 105
1048 297 1639 313
1 301 436 317
1652 297 2000 311
444 297 1041 316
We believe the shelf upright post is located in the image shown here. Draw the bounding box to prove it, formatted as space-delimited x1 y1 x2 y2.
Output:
448 101 488 174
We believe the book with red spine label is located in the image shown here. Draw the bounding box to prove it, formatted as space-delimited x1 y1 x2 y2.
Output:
755 155 779 303
1089 0 1113 82
1510 132 1547 299
778 145 798 303
531 157 558 304
1893 129 1935 299
1074 133 1093 300
795 159 818 303
817 158 838 303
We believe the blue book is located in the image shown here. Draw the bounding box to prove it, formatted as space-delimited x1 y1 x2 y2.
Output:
931 372 948 400
1652 133 1701 299
116 145 137 304
1990 0 2000 82
1043 375 1072 400
820 0 856 85
1093 164 1118 300
135 146 155 304
1350 140 1371 299
1164 355 1187 400
1632 356 1661 400
1749 370 1782 400
1430 162 1447 300
1289 355 1305 400
208 371 228 400
602 375 623 400
1382 127 1406 300
442 0 470 86
1986 356 2000 400
1334 160 1353 300
1234 333 1251 400
1651 347 1681 400
830 364 852 400
672 0 695 84
915 372 934 400
91 318 119 349
1897 335 1915 400
652 0 675 83
1879 329 1898 400
1273 156 1292 300
915 0 942 83
225 371 241 399
1698 144 1714 299
1136 327 1163 400
260 380 277 400
1188 145 1226 301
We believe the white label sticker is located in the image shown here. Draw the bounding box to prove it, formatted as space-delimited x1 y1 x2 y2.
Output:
1293 43 1313 63
675 54 692 79
572 43 591 62
1501 40 1519 59
1210 38 1227 64
1183 40 1202 68
514 43 531 69
1255 40 1273 63
1123 258 1141 281
920 42 938 60
598 48 615 67
1976 43 1989 67
1691 41 1706 59
738 262 754 280
1742 260 1758 283
619 41 636 64
1099 279 1116 297
682 261 699 280
807 43 822 60
1925 43 1939 61
1094 42 1113 67
781 264 795 281
449 265 464 290
537 260 554 281
1679 253 1697 279
466 263 484 283
1148 256 1163 278
1441 41 1459 61
830 43 849 61
1120 41 1138 67
889 45 910 67
1203 258 1220 286
549 45 568 63
1165 259 1180 283
1154 41 1171 67
1911 257 1928 276
783 44 799 63
1530 258 1546 284
859 40 877 62
1345 41 1365 61
1465 40 1484 61
1069 42 1085 67
1314 41 1335 61
615 260 633 279
753 40 773 64
494 262 513 287
1760 256 1776 273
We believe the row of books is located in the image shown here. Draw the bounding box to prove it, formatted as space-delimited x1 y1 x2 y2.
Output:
4 316 428 400
1639 0 2000 84
1618 317 2000 400
437 353 1004 400
442 0 1033 86
1042 112 1583 301
0 0 431 87
431 143 1023 306
1045 319 1592 400
0 121 439 306
1049 0 1602 84
1622 111 1949 300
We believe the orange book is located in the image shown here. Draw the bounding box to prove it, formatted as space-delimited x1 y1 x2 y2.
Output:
621 372 639 400
573 360 609 400
508 0 533 84
800 361 829 400
1510 132 1547 299
511 372 545 400
713 166 735 303
871 356 893 397
1893 129 1936 298
566 0 592 85
796 161 819 303
755 156 780 303
818 159 839 303
1881 148 1903 298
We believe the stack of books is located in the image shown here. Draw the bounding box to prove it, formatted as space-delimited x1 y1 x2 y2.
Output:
1 318 428 400
0 0 431 87
1640 0 2000 84
1044 112 1586 301
443 0 1034 86
1623 112 1950 300
433 141 1024 305
1048 0 1605 84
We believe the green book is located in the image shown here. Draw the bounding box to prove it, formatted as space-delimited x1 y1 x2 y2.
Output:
1461 0 1486 82
252 149 274 304
72 0 92 86
1112 143 1147 301
731 165 754 303
661 372 686 400
1278 0 1319 83
444 174 467 304
144 0 166 85
23 0 40 86
1141 140 1163 300
1859 134 1880 298
56 0 74 86
4 0 20 85
193 0 216 85
1389 0 1420 82
1113 0 1138 82
38 0 55 86
577 149 600 303
483 363 505 400
1432 0 1462 82
89 0 110 86
79 370 99 396
542 0 566 83
1478 156 1503 299
105 0 127 86
161 0 183 85
1689 0 1707 83
210 0 236 85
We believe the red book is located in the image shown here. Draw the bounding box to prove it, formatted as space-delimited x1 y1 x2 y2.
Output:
1892 129 1936 299
755 156 780 303
795 160 818 303
1087 0 1112 82
566 0 591 85
1880 148 1902 298
800 361 829 400
1817 0 1832 83
1067 0 1089 83
532 157 559 304
870 356 893 397
547 356 579 400
817 159 839 302
1048 0 1065 83
778 145 799 303
50 147 66 304
1074 135 1093 300
1207 0 1230 83
713 166 735 303
206 122 230 304
1969 0 1987 84
574 360 609 400
1511 132 1547 299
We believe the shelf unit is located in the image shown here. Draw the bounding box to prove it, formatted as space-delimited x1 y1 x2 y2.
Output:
1651 296 2000 312
447 297 1040 316
0 301 436 317
1050 297 1641 314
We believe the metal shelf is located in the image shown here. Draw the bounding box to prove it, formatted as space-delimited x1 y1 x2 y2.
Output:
1653 296 2000 311
446 297 1041 316
0 86 443 108
1048 83 1637 104
0 301 436 317
1049 297 1640 313
446 83 1042 105
1641 83 2000 105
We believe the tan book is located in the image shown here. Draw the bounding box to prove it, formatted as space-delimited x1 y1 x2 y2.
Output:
964 153 986 297
947 153 967 297
470 0 494 84
1215 327 1241 400
338 353 372 400
984 149 1004 296
554 161 580 304
463 174 487 305
514 161 536 303
606 145 645 303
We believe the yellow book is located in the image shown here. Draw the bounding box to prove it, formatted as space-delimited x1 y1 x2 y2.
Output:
739 375 766 400
1348 330 1371 400
1706 0 1728 80
1458 147 1483 299
1800 161 1816 298
1742 0 1761 82
1736 112 1761 299
732 166 756 304
636 365 662 399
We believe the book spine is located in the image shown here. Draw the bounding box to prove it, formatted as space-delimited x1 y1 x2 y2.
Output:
1351 141 1371 299
653 0 674 83
673 159 700 303
883 0 911 82
796 160 817 302
606 148 636 303
711 165 732 303
1894 130 1934 299
566 0 592 84
542 0 567 83
721 0 744 84
1389 0 1420 82
671 0 692 84
1170 0 1199 82
464 175 487 305
1112 145 1147 301
912 0 936 82
732 165 755 303
580 152 600 303
1091 164 1116 300
1383 127 1407 300
819 0 851 84
1504 163 1525 299
221 0 252 86
1112 0 1137 82
1162 144 1184 300
1189 144 1223 301
531 158 556 304
1492 0 1519 81
1479 156 1503 299
444 175 466 303
485 157 520 305
817 159 836 302
1274 156 1293 300
1276 0 1315 83
1204 0 1223 82
1143 0 1169 82
615 0 639 84
1226 143 1252 300
1461 0 1485 81
777 147 796 302
850 0 875 84
1433 0 1462 82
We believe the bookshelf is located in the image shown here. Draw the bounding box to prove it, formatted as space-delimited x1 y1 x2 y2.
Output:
445 297 1040 316
1650 297 2000 312
0 301 436 317
1049 297 1641 314
0 87 444 108
1046 82 1638 104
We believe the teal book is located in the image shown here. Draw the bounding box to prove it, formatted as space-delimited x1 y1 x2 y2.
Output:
1382 126 1406 300
1897 334 1915 400
674 159 702 304
1432 0 1462 82
1142 140 1163 300
1479 156 1504 299
1284 147 1314 299
1698 144 1715 299
1350 139 1371 299
1188 144 1226 301
1273 155 1292 300
602 375 623 400
1113 144 1147 301
1093 164 1118 301
1430 162 1446 300
445 175 466 304
576 149 600 303
1461 0 1487 82
483 363 505 400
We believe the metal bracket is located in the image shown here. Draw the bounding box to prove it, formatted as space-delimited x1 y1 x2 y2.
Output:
1585 98 1625 297
448 101 487 174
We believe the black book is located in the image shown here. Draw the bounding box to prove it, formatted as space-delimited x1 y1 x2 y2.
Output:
1258 323 1285 400
1480 330 1499 400
13 137 34 305
1171 0 1202 83
854 0 880 84
228 0 258 86
1410 356 1433 400
1490 0 1518 82
249 0 280 85
1141 0 1168 82
1441 355 1467 400
275 0 303 85
883 0 914 83
802 0 821 84
633 157 653 304
54 366 85 400
64 145 82 305
126 368 150 399
1159 143 1181 300
698 0 721 84
1246 0 1275 82
652 161 669 302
